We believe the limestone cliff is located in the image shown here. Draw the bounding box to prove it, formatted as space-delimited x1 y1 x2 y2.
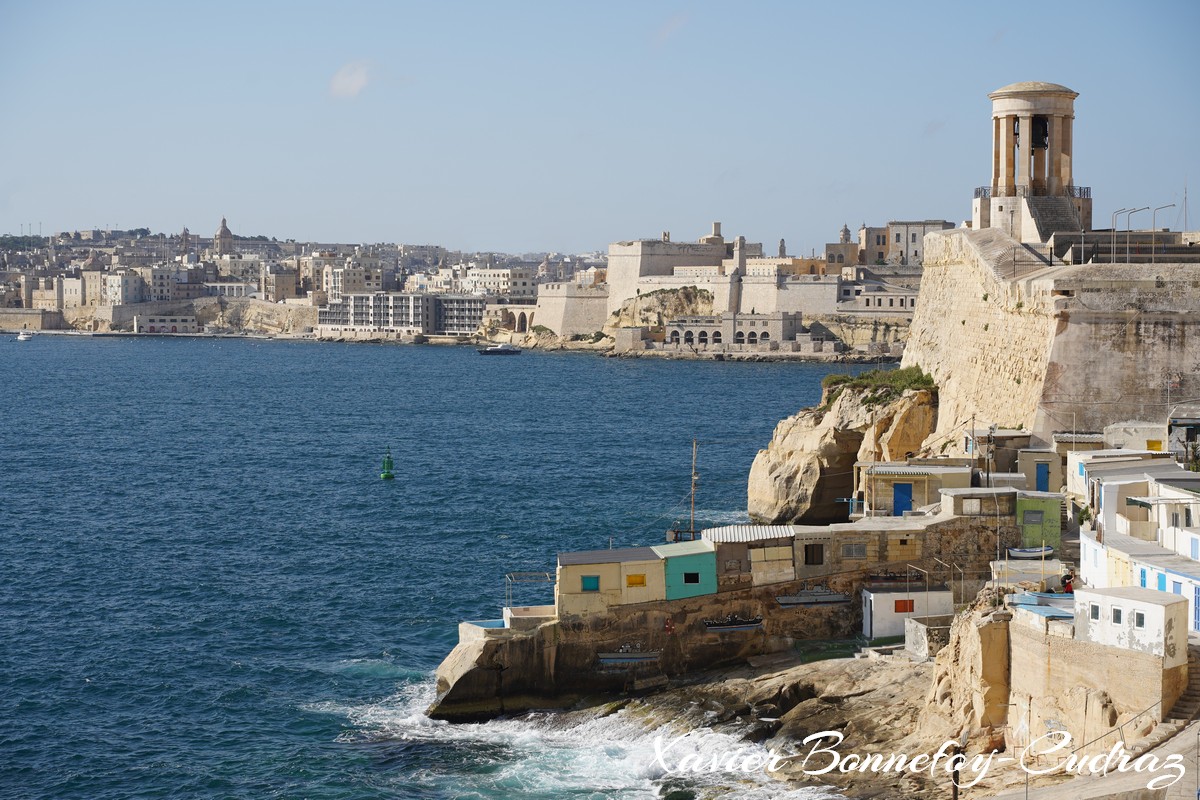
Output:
603 286 713 333
746 384 938 524
192 297 317 335
62 296 317 335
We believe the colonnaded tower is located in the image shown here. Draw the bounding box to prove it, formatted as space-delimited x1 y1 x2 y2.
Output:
971 81 1092 244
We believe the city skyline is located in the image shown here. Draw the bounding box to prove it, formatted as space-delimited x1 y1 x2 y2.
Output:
2 0 1197 254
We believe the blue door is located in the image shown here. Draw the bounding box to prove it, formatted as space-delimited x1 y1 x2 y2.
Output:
1158 573 1167 592
1036 463 1050 492
893 483 913 516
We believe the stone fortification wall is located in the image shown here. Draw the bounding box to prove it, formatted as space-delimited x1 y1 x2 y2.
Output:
904 230 1200 447
606 239 726 315
739 274 840 315
901 229 1058 447
531 283 609 337
0 308 63 330
1032 264 1200 437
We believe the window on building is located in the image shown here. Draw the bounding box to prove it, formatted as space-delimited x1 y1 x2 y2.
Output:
581 575 600 592
1134 611 1146 628
842 543 867 559
1111 607 1123 624
895 233 901 243
911 233 917 243
626 574 646 588
1089 603 1099 620
889 298 894 307
804 543 824 565
1188 508 1194 527
895 599 915 613
683 572 700 585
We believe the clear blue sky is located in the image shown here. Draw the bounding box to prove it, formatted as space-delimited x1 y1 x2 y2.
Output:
1 0 1197 254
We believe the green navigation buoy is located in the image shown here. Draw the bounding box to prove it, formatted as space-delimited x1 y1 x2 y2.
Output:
380 446 395 480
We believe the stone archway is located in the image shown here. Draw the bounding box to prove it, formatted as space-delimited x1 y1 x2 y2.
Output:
516 311 527 333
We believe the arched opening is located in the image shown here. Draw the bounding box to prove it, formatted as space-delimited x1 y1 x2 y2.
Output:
747 331 758 345
712 331 722 344
171 326 178 333
836 254 844 263
684 331 694 345
759 332 770 341
698 331 708 345
669 330 680 344
147 326 156 333
528 312 534 329
501 311 516 330
517 312 527 333
734 331 745 344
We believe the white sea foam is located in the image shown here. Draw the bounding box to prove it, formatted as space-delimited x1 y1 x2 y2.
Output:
323 677 842 799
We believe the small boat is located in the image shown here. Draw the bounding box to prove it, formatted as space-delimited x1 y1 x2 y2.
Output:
1008 546 1055 560
597 650 662 665
16 331 34 341
776 588 851 607
703 614 763 631
477 343 521 356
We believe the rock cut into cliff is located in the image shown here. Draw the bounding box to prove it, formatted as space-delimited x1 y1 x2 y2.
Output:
747 370 938 524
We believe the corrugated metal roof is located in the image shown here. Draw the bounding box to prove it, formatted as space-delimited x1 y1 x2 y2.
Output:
557 546 658 566
651 539 715 558
866 465 970 476
1052 433 1105 443
701 525 796 543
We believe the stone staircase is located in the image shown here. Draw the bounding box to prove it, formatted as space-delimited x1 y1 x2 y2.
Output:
1026 195 1081 241
1126 645 1200 756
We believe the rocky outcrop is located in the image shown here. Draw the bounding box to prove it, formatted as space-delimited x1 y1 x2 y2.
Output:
193 296 317 335
917 592 1012 746
746 387 938 524
603 286 712 333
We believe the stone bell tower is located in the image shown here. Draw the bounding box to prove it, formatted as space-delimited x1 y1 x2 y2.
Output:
971 81 1092 242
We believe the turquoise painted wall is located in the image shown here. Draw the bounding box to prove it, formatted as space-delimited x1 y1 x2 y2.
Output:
662 551 717 600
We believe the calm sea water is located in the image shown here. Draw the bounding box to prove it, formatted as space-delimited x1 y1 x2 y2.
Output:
1 336 860 799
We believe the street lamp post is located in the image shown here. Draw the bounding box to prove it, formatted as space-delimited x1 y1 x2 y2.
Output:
1110 208 1128 263
1151 204 1176 264
1125 206 1149 262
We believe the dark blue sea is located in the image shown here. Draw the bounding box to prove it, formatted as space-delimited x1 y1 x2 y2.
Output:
1 336 857 799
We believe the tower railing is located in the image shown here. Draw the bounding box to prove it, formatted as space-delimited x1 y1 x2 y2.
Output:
973 185 1091 199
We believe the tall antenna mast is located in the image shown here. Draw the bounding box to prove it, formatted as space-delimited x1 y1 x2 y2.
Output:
689 438 699 539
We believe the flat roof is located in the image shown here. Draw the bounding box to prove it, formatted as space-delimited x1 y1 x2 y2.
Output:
1011 604 1074 619
1085 528 1200 582
558 546 658 566
651 539 715 558
863 586 951 596
1075 586 1187 607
